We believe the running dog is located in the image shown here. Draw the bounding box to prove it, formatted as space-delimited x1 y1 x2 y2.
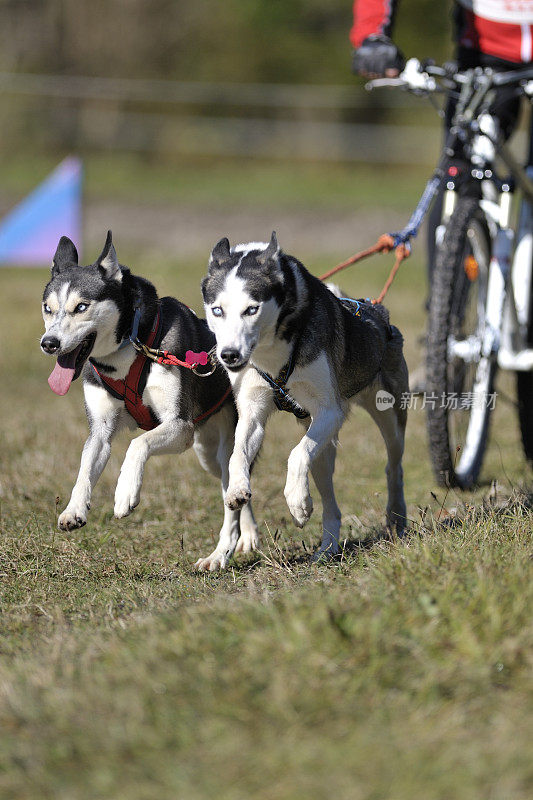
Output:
201 232 408 561
40 231 258 570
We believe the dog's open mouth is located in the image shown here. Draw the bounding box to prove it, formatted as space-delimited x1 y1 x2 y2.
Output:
48 333 96 396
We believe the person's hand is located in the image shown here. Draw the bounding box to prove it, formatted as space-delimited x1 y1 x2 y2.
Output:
352 34 405 78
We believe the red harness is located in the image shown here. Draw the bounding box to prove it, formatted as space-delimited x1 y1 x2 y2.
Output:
91 309 161 431
91 309 231 431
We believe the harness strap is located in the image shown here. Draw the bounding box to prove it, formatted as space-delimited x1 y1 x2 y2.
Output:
254 350 309 420
92 308 161 431
91 308 231 430
193 385 233 424
255 298 392 420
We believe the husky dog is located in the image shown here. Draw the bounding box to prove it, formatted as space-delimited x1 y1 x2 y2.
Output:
201 232 408 561
40 231 258 570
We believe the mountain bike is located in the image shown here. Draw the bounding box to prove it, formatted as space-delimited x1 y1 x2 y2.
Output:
368 58 533 487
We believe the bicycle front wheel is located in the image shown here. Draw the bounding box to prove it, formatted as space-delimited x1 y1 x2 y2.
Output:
426 197 496 487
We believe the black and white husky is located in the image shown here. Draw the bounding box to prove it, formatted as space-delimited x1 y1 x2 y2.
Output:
40 231 258 570
202 232 408 561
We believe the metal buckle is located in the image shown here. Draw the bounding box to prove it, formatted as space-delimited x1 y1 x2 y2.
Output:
191 348 218 378
131 339 159 361
191 362 217 377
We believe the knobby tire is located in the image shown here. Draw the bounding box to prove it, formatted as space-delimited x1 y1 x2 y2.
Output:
426 197 495 487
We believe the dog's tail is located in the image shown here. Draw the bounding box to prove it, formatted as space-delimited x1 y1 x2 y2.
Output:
325 282 344 299
381 323 409 422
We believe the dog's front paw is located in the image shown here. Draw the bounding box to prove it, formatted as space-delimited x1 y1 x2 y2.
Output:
194 550 230 572
312 542 339 563
235 526 260 554
225 480 251 510
386 504 407 538
58 507 87 531
284 481 313 528
288 495 313 528
114 479 141 519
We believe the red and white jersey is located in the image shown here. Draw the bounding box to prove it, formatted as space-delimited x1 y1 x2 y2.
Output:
351 0 533 62
459 2 533 25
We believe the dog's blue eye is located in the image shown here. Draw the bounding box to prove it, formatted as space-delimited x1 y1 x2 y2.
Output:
43 304 52 314
74 303 89 313
211 307 223 317
243 305 259 316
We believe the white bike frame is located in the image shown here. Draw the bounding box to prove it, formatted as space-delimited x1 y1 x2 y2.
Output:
494 154 533 371
445 124 533 373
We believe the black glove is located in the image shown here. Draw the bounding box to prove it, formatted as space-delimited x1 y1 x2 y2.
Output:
352 34 405 77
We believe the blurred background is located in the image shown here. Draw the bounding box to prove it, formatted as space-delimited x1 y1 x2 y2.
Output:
4 0 527 492
1 0 529 503
0 0 452 263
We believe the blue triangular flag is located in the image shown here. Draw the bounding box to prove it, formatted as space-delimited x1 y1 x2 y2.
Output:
0 156 82 267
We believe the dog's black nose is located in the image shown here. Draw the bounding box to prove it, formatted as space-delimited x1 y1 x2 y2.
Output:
220 348 241 366
41 335 60 354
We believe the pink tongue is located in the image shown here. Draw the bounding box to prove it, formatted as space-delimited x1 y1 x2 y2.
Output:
48 345 83 396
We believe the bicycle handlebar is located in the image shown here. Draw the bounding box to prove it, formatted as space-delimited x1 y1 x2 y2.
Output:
492 66 533 86
365 57 533 95
362 58 533 251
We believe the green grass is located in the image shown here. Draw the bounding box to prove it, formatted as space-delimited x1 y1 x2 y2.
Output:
1 198 533 798
0 152 428 212
1 505 532 800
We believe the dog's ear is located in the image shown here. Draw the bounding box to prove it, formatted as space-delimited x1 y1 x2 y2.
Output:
257 231 280 266
96 230 121 281
209 237 232 271
51 236 78 274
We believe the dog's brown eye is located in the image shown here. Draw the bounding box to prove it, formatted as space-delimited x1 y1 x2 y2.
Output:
74 303 89 313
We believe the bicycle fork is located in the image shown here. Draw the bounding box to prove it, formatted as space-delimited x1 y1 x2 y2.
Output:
484 195 513 362
495 146 533 370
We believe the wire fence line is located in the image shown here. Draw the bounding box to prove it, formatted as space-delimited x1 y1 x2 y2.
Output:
0 71 444 163
0 71 416 109
75 108 439 163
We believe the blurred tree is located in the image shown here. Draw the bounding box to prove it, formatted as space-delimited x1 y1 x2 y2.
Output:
0 0 452 155
0 0 451 82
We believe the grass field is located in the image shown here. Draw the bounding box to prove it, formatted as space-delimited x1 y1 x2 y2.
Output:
0 153 429 212
1 158 532 799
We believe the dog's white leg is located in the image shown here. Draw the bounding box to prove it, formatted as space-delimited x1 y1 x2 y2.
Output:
193 406 259 569
284 406 344 528
225 378 273 510
114 419 194 518
226 409 268 509
59 425 116 530
195 425 244 571
194 497 241 572
235 502 259 553
310 441 342 560
360 395 407 534
58 387 121 531
216 394 260 552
